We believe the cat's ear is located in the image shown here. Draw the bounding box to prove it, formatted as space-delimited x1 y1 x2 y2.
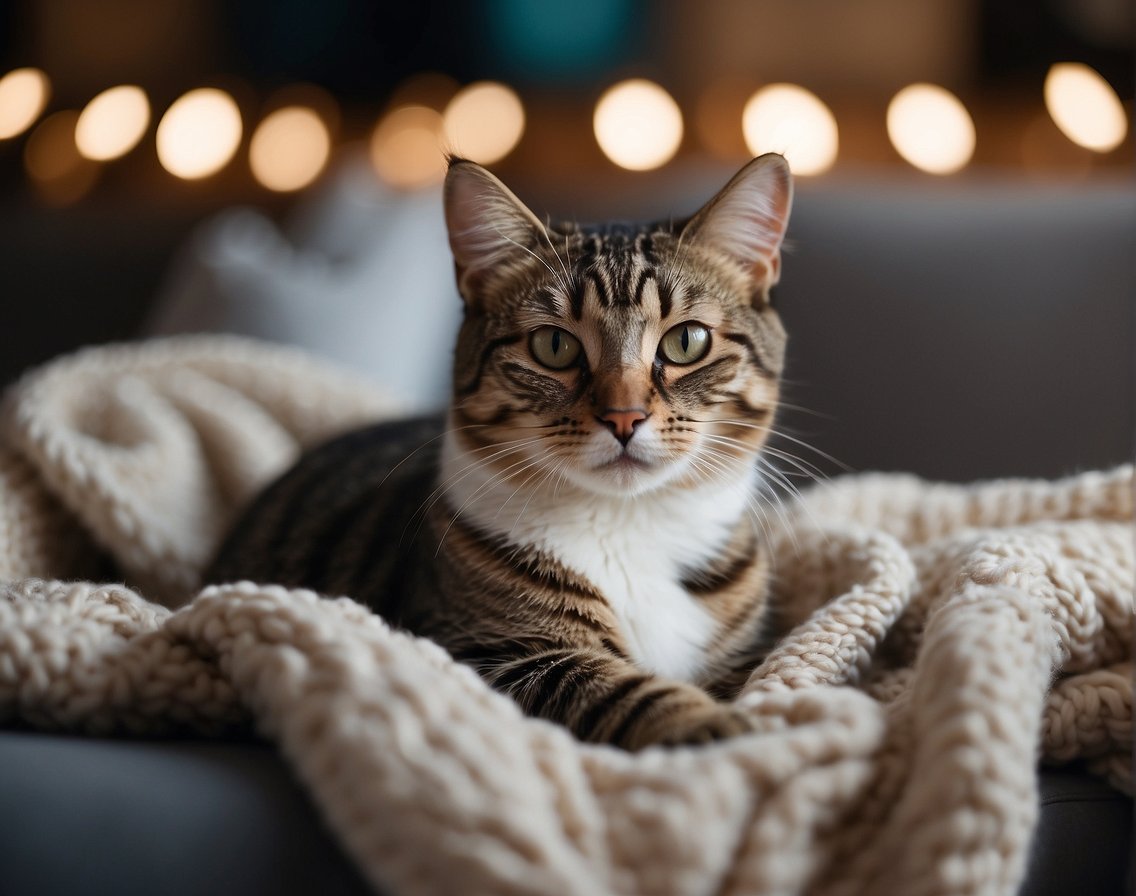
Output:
680 153 793 306
444 157 548 305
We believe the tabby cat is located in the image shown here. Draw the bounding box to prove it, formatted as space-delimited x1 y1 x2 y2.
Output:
207 153 793 749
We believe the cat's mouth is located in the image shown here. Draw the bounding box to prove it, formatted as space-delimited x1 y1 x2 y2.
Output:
578 441 684 495
588 454 660 494
599 450 651 470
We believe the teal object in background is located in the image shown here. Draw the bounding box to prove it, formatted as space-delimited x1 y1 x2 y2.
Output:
486 0 640 83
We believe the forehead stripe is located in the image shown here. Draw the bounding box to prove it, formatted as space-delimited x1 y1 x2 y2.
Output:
635 231 657 264
632 267 655 307
657 276 673 319
569 277 585 320
587 269 612 308
531 287 561 315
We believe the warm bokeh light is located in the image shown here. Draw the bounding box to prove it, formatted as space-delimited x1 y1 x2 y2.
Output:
696 78 755 160
369 105 446 189
1044 63 1127 152
24 110 99 204
887 84 976 175
75 85 150 161
0 67 51 140
249 106 331 192
593 79 683 171
442 82 525 165
156 87 243 180
742 84 838 176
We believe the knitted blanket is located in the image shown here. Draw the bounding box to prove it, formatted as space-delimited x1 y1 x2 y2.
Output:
1 336 1131 896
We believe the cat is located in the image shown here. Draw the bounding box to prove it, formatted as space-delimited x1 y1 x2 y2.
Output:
206 152 793 749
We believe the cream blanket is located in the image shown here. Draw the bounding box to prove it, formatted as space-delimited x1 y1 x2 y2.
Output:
1 336 1131 896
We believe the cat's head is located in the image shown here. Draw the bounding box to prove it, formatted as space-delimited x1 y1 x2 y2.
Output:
442 155 792 497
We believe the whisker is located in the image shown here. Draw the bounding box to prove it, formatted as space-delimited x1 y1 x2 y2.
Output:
691 414 851 475
538 221 574 299
365 420 489 497
687 448 781 556
435 451 550 555
769 399 836 419
493 226 571 298
403 434 547 545
494 450 564 527
507 455 572 540
693 431 832 545
765 429 852 473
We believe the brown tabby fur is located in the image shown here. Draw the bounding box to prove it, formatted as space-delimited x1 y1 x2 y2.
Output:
208 154 793 749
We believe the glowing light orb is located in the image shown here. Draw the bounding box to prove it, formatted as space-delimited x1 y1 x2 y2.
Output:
156 88 243 180
887 84 976 175
0 67 51 140
696 78 754 160
1044 62 1127 153
443 82 525 165
593 79 683 171
370 105 446 189
75 85 150 161
25 110 99 204
742 84 838 176
249 106 331 192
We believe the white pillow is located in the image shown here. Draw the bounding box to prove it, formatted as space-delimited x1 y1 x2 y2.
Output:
146 152 463 413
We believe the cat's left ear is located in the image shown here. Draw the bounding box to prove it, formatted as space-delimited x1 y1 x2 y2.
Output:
680 153 793 306
444 157 549 306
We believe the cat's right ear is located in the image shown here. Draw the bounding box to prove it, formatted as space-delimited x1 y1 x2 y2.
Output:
680 153 793 307
444 158 548 306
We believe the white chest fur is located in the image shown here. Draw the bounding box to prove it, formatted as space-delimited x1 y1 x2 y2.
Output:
441 436 757 683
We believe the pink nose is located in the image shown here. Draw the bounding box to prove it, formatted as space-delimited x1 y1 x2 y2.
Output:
598 408 648 446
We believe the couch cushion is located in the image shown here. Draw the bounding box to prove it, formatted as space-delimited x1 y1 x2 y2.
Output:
0 730 373 896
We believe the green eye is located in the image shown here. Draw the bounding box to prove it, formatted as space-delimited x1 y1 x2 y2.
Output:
659 322 711 365
530 327 582 370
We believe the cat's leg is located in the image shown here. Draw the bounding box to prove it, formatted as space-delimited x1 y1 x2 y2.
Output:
483 647 755 750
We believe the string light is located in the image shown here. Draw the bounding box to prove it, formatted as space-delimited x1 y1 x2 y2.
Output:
0 68 51 140
249 106 331 192
2 63 1128 204
75 85 150 161
594 79 683 171
695 77 754 160
156 87 243 180
1044 63 1127 152
442 82 525 165
742 84 838 176
369 105 446 189
24 110 99 204
887 84 975 175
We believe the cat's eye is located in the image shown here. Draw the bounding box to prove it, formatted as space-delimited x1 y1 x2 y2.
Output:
530 327 583 370
658 322 711 365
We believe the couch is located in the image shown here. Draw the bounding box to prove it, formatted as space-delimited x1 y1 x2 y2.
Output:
0 159 1131 895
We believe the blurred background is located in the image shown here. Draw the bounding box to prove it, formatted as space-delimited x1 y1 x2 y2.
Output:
0 0 1133 480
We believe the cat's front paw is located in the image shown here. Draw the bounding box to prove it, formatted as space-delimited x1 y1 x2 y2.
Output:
630 704 757 749
662 705 757 746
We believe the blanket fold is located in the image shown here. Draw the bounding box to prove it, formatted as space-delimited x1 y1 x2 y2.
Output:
1 336 1131 896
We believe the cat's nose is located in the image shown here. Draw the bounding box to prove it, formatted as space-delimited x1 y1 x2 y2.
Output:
597 408 649 447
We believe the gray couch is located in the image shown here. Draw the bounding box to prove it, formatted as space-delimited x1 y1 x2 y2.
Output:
1 169 1132 895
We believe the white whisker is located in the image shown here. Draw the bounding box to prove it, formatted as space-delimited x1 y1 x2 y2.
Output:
494 226 571 298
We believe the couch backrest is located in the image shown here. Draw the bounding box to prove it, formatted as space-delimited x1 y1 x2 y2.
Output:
772 178 1135 482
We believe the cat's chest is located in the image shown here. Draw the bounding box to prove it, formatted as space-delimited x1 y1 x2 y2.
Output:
450 464 754 683
538 514 722 682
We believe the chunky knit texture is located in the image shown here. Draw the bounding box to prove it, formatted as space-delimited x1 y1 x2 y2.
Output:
1 336 1131 896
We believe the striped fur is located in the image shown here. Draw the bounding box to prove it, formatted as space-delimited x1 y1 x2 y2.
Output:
208 155 794 749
